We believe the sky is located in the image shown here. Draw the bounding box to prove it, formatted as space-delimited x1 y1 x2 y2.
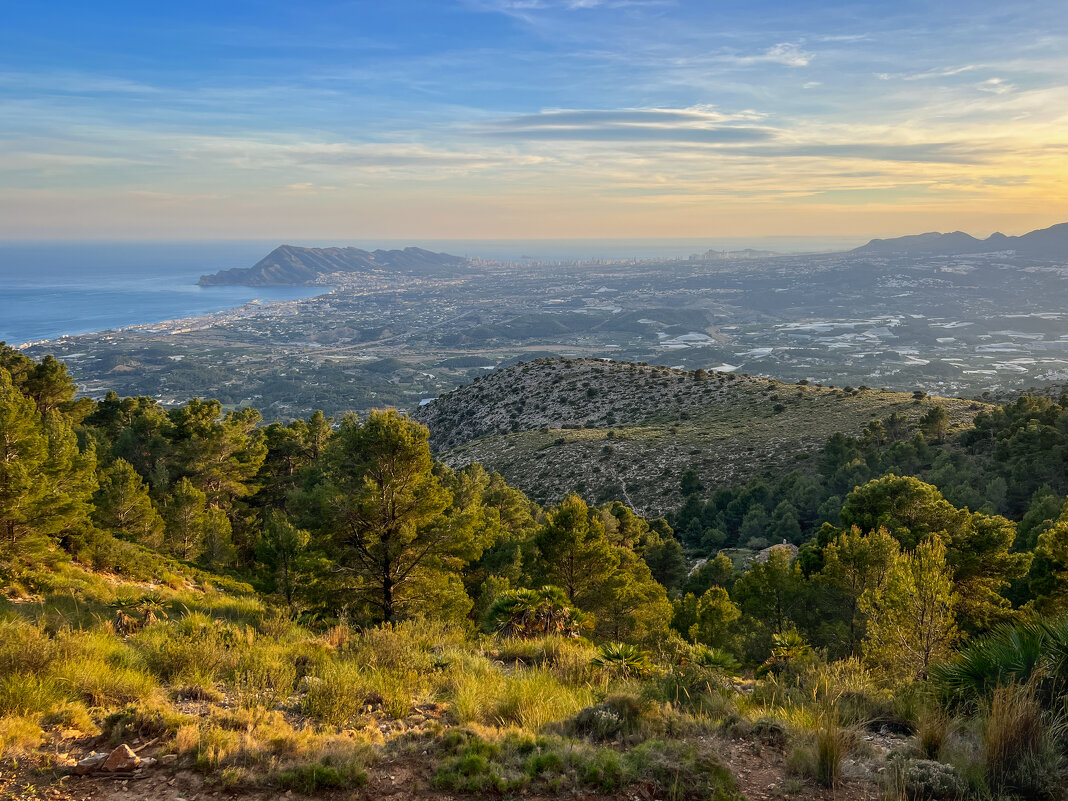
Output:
2 0 1067 241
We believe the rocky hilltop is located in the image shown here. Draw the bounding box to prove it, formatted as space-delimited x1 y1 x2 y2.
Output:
852 221 1068 258
415 358 985 513
198 245 469 286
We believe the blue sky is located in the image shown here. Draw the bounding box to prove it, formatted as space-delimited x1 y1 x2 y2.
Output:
2 0 1066 239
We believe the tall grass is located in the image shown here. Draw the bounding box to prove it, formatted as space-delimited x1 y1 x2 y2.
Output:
0 716 43 759
915 707 949 760
439 657 594 731
302 661 367 728
231 646 298 709
494 669 595 731
0 675 62 717
982 681 1063 799
492 635 597 683
814 709 850 788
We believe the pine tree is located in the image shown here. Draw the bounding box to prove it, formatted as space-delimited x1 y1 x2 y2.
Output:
200 507 236 571
919 406 950 443
819 526 898 651
313 410 476 623
0 369 96 560
688 586 740 649
168 399 267 509
840 475 1030 630
683 552 735 596
732 546 804 634
643 535 688 592
93 458 165 547
164 477 207 561
38 411 98 542
534 493 614 605
589 547 673 643
860 537 958 681
0 368 50 557
768 500 802 544
1033 499 1068 613
256 511 310 612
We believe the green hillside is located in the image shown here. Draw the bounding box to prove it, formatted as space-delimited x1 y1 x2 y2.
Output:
3 345 1068 801
417 358 985 512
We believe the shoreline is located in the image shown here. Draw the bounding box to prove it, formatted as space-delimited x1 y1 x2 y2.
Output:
14 286 332 351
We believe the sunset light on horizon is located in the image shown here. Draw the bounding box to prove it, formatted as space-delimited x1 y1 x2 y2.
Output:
3 0 1067 241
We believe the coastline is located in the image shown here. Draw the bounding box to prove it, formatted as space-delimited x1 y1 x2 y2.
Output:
14 287 332 351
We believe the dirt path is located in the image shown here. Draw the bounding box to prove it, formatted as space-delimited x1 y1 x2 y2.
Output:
4 735 886 801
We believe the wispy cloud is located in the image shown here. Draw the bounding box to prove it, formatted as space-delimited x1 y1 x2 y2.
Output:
977 77 1014 94
756 43 813 68
480 106 773 143
2 0 1066 238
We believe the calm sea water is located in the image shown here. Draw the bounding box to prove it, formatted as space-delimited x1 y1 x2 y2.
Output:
0 242 322 345
0 237 860 345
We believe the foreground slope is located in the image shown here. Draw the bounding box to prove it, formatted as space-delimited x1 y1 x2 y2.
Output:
416 358 984 513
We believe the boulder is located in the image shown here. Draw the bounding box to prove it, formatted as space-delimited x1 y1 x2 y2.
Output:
102 744 142 772
73 752 108 775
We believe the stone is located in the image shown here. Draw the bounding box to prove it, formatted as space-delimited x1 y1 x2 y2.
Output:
73 753 108 775
161 754 178 766
102 744 142 772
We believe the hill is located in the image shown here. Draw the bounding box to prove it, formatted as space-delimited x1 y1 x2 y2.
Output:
852 221 1068 258
197 244 469 286
4 346 1067 801
415 358 985 513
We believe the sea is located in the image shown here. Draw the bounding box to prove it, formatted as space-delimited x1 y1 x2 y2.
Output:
0 237 861 346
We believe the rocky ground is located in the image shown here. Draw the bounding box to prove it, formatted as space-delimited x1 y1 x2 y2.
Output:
417 358 986 513
4 725 905 801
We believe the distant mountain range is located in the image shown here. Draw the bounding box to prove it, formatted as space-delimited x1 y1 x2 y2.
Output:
200 223 1067 288
198 245 468 286
853 222 1068 259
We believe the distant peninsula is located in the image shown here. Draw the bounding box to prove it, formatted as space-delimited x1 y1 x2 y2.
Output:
198 245 469 286
852 221 1068 259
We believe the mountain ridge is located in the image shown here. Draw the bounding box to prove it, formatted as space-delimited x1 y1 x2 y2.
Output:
198 245 469 286
853 221 1068 258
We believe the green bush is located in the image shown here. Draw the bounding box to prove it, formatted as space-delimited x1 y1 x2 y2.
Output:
931 618 1068 711
569 694 656 741
591 642 652 679
626 740 740 801
275 762 368 793
887 756 965 800
301 661 367 728
230 647 297 708
0 674 62 717
649 663 734 715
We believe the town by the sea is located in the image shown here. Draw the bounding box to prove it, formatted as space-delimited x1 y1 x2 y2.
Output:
0 236 858 346
0 242 326 345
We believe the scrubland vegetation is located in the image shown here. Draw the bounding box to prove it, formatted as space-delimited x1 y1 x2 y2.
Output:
2 343 1068 800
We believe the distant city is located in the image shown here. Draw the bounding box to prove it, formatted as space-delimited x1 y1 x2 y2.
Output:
25 223 1068 421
